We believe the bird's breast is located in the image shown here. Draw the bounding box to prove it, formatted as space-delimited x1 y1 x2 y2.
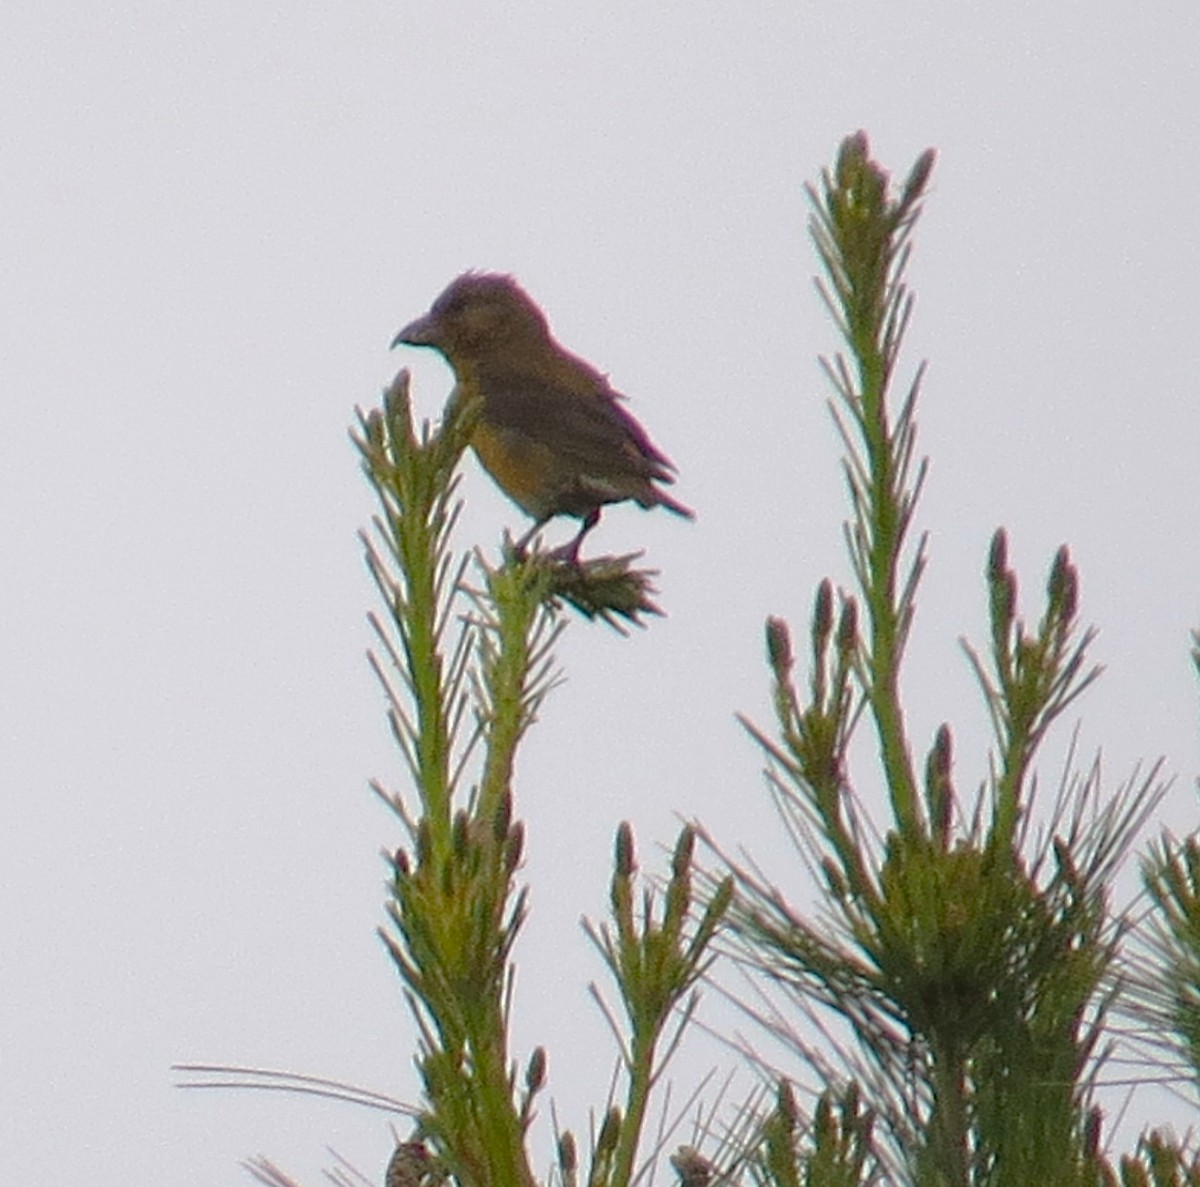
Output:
470 423 563 520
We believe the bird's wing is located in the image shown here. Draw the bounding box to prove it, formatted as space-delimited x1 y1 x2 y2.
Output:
478 370 678 484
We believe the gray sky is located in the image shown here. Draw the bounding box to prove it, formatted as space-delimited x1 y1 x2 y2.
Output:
3 3 1199 1184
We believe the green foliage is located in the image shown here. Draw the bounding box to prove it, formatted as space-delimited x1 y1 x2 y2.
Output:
755 1081 877 1187
1129 829 1200 1106
584 825 734 1187
714 132 1180 1187
238 133 1200 1187
357 373 548 1187
351 369 729 1187
1111 1130 1200 1187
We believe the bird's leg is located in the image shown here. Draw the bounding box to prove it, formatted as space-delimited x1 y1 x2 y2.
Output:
513 518 549 560
549 508 600 565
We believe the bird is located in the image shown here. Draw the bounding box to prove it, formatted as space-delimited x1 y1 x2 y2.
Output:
392 272 693 561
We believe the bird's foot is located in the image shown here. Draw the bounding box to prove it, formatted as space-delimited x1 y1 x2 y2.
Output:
545 539 584 566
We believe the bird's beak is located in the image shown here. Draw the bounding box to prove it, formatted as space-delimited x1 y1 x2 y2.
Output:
391 312 438 349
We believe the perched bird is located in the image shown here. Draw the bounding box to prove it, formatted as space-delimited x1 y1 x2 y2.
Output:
392 272 693 561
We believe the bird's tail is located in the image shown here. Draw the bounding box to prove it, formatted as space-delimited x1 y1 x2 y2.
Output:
653 489 695 519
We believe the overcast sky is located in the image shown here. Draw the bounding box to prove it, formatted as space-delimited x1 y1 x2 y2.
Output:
3 3 1199 1184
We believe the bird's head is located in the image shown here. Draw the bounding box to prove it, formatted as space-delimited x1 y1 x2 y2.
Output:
392 272 549 364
